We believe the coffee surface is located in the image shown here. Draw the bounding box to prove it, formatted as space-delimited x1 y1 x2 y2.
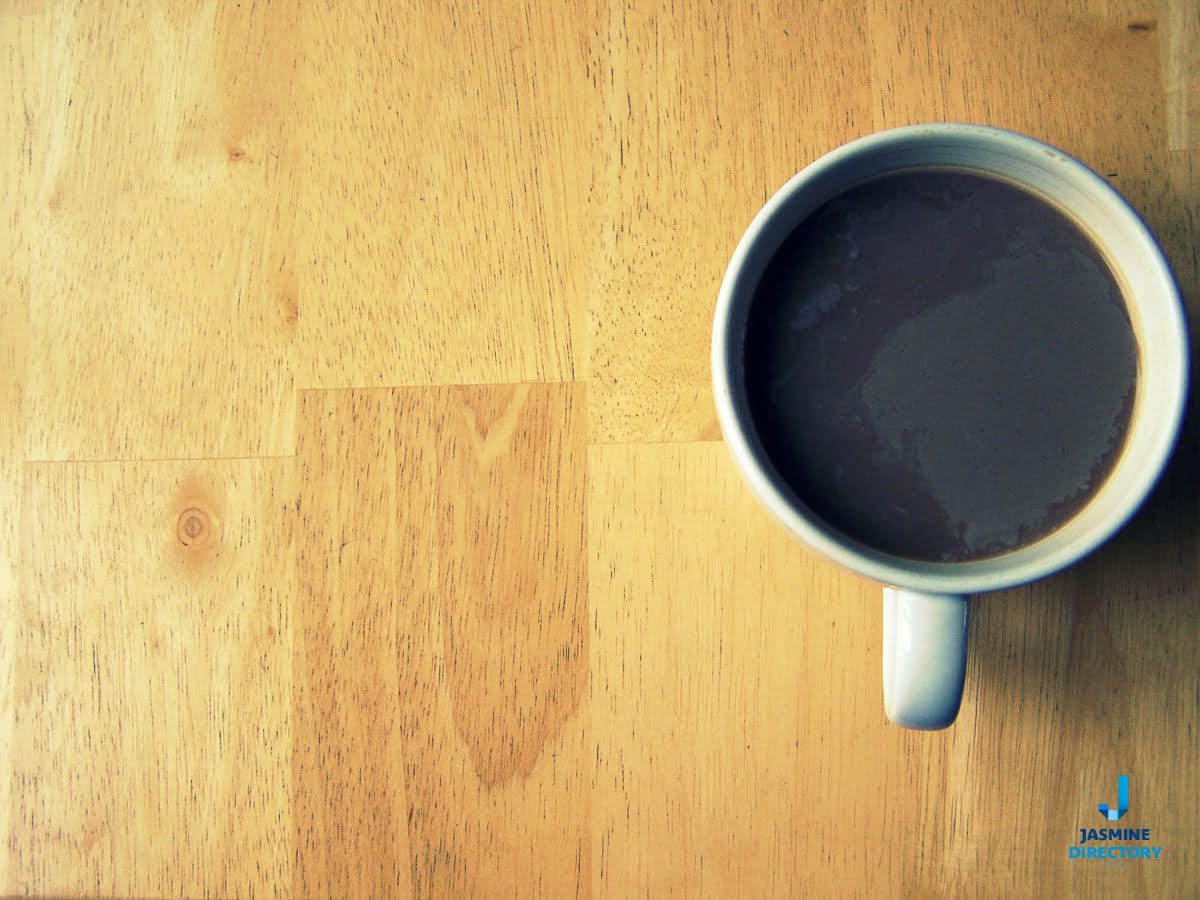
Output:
743 168 1138 561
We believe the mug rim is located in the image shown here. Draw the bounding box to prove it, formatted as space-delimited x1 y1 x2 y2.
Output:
712 123 1190 594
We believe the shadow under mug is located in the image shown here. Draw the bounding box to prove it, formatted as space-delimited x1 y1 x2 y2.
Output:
712 124 1189 729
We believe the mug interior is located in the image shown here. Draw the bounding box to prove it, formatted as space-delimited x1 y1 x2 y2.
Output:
714 124 1188 594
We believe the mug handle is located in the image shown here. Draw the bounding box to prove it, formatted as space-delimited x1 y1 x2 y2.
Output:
882 588 969 729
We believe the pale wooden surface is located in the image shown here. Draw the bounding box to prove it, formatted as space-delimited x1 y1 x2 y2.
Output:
3 0 1197 897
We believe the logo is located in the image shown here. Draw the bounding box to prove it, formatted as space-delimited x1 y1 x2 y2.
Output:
1069 774 1164 862
1098 774 1129 820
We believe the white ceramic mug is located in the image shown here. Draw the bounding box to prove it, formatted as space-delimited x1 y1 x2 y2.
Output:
712 124 1189 729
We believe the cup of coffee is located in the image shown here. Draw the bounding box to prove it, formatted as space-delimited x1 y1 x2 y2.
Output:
712 124 1189 729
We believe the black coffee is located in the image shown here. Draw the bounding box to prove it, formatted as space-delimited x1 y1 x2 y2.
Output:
743 168 1138 562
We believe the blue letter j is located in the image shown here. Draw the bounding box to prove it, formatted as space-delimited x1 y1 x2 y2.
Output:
1099 775 1129 821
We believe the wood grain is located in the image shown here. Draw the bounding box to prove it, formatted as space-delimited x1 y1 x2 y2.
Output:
589 442 889 896
23 3 299 460
0 301 22 897
291 388 413 896
1166 0 1199 152
4 0 1199 896
2 9 41 891
293 384 588 897
12 460 293 896
293 3 598 389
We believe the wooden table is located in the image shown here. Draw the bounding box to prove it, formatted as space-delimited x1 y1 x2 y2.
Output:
3 1 1197 896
